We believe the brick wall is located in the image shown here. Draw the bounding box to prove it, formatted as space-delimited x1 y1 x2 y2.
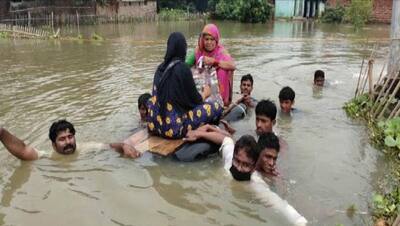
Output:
326 0 392 23
326 0 350 7
372 0 392 23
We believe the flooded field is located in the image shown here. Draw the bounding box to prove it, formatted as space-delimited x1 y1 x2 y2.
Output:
0 20 392 225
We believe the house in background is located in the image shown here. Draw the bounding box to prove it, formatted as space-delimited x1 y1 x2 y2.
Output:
96 0 157 19
274 0 326 19
272 0 392 23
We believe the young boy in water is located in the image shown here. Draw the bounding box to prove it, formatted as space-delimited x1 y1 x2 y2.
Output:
256 132 280 177
278 86 295 114
255 99 277 135
138 93 151 123
223 74 257 122
314 70 325 87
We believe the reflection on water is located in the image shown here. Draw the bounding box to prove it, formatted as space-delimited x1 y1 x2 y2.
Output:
0 20 392 225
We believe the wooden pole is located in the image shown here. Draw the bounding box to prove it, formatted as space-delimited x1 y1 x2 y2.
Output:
393 213 400 226
368 59 374 99
388 100 400 119
355 58 365 97
51 11 54 34
28 11 31 27
388 0 400 76
76 10 80 35
377 77 400 119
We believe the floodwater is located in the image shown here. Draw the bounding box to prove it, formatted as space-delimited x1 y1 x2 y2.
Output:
0 20 392 225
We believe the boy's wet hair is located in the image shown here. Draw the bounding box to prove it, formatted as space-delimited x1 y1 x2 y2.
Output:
138 93 151 109
255 99 277 120
241 74 253 86
234 135 259 162
314 70 325 80
279 86 295 102
257 132 280 153
49 119 75 143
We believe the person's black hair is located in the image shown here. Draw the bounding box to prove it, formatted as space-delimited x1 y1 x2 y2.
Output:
49 120 75 143
233 135 259 162
241 74 253 86
257 132 280 153
138 93 151 109
255 99 277 121
278 86 295 102
314 70 325 80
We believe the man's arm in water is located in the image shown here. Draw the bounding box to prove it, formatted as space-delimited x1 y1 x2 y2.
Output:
109 142 142 159
184 124 231 145
0 127 39 161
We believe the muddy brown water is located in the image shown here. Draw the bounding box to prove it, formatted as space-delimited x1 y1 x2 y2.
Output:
0 20 392 225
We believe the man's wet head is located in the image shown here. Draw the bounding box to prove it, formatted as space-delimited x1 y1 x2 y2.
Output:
49 120 76 155
230 135 259 181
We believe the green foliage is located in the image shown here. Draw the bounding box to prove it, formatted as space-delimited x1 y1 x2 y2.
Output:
159 0 201 12
158 9 188 21
343 94 373 119
321 6 345 23
95 0 118 7
345 0 372 30
91 32 104 41
372 189 400 223
378 117 400 150
0 31 9 39
207 0 218 11
215 0 273 23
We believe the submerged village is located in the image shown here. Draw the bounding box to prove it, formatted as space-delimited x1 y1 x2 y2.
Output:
0 0 399 226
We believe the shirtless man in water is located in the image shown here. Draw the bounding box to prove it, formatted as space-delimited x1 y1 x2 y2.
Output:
0 119 141 160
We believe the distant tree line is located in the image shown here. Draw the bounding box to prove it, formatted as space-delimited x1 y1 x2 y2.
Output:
159 0 273 23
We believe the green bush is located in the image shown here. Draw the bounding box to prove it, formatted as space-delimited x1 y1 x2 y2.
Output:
322 6 346 23
345 0 372 29
215 0 273 23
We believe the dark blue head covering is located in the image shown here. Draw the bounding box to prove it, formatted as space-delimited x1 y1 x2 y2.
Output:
153 32 202 116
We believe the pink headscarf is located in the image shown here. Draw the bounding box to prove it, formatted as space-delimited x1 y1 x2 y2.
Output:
195 24 234 106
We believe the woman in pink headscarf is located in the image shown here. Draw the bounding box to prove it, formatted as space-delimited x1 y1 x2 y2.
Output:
195 24 236 107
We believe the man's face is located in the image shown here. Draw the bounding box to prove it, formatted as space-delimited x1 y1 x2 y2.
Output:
279 100 294 114
256 115 275 135
232 149 255 173
52 129 76 154
314 77 325 87
240 80 253 96
257 148 278 176
139 105 147 121
203 34 217 52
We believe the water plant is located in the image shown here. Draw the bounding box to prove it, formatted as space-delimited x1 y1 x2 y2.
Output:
0 31 9 38
343 93 373 119
158 8 188 21
91 32 104 41
378 117 400 150
372 189 400 224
